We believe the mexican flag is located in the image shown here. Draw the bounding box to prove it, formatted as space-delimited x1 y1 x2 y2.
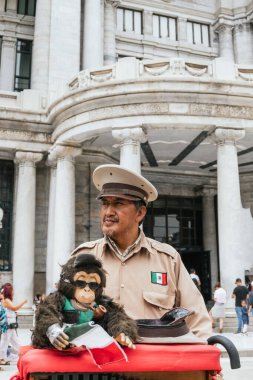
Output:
151 271 167 285
64 322 128 367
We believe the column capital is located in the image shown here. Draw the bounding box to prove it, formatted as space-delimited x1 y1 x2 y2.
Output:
214 22 233 34
2 36 16 47
48 144 82 164
234 20 251 33
104 0 121 7
213 128 245 146
112 127 147 144
195 185 217 198
14 151 43 167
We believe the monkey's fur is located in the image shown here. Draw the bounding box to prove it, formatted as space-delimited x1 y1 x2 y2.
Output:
32 254 138 348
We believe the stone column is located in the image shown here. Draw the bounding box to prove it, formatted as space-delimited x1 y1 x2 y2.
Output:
13 152 43 307
112 127 147 174
201 186 218 290
214 128 245 307
216 24 234 61
83 0 103 69
49 145 82 283
48 0 81 101
45 160 57 294
31 0 51 92
0 36 16 91
104 0 120 65
233 21 253 64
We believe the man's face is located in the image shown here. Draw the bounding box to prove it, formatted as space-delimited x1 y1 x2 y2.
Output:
100 196 146 242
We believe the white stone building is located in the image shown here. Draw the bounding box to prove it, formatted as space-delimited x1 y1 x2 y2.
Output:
0 0 253 312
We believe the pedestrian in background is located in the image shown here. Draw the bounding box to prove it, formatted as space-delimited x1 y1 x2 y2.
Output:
232 278 249 334
0 283 27 365
209 282 227 333
247 283 253 317
0 289 7 372
189 268 201 288
241 299 249 335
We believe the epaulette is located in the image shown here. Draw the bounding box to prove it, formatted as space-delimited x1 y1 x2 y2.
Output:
71 238 104 255
148 238 177 259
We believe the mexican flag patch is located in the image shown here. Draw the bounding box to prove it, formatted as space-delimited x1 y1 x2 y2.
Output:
151 271 167 285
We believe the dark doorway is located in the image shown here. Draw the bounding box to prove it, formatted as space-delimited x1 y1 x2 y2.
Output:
0 160 14 271
143 196 212 301
180 250 211 302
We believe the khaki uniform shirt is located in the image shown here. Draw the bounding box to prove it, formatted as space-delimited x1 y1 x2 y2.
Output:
72 231 212 339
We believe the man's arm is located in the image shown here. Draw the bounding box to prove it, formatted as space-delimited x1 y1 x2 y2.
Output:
174 255 212 339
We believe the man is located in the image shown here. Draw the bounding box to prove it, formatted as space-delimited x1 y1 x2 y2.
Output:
232 278 249 334
72 164 212 339
189 268 201 288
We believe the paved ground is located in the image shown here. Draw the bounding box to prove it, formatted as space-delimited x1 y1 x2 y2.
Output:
1 330 253 379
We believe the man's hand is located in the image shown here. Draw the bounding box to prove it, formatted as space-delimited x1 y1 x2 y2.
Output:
115 333 136 349
46 323 70 350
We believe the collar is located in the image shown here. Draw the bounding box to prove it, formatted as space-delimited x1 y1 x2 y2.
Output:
101 229 154 258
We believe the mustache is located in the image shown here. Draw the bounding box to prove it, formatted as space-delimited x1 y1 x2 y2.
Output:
103 217 118 223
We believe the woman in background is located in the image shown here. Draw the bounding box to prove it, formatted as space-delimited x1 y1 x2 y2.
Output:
0 283 27 365
209 282 227 334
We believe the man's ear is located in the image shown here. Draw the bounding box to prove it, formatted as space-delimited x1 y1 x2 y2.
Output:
136 205 147 223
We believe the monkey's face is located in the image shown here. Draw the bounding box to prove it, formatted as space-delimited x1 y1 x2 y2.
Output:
73 271 101 305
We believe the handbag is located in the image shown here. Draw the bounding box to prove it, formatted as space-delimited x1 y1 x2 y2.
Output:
8 322 19 329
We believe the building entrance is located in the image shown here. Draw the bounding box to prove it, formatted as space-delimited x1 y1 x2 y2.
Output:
0 160 14 271
143 196 211 301
180 250 211 302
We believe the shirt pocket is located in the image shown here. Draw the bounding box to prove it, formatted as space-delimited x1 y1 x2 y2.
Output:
142 290 175 318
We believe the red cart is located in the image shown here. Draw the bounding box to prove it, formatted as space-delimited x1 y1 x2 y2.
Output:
12 335 240 380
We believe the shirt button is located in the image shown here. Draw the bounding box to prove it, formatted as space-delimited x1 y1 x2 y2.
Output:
121 284 125 288
121 262 126 266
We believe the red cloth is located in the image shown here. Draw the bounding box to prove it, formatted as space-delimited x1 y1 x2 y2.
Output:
13 344 221 380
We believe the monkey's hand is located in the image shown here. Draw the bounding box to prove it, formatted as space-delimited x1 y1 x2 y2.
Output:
46 323 70 350
115 333 136 349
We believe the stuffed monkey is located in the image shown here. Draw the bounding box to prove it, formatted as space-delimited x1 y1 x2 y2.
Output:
32 254 138 350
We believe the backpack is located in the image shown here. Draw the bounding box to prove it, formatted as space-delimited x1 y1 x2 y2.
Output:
0 302 8 333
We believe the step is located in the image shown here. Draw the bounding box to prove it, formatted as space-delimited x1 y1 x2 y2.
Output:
17 311 34 329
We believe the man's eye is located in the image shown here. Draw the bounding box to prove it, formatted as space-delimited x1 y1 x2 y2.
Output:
115 201 124 205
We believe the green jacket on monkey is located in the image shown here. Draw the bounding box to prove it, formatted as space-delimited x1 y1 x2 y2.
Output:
32 254 138 350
